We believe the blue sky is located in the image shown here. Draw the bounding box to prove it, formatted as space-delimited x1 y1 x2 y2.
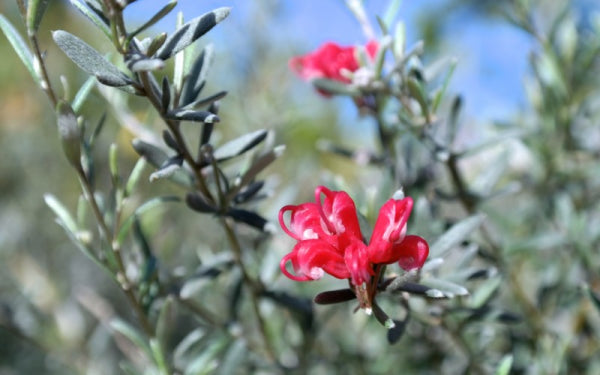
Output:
126 0 534 122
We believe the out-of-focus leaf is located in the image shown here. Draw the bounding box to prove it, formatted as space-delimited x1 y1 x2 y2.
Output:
214 129 268 162
421 277 469 298
383 0 402 30
457 129 528 158
174 329 204 366
155 8 231 60
407 76 429 119
431 58 457 113
393 22 406 58
69 0 111 39
117 196 180 244
312 78 360 96
0 15 39 83
217 340 246 375
125 158 147 196
128 1 177 41
495 354 513 375
53 30 131 87
72 76 96 113
26 0 50 35
228 145 285 200
44 194 78 233
150 338 169 374
233 181 264 204
468 276 502 308
166 109 219 123
429 214 484 258
185 192 215 213
147 32 167 57
110 318 152 358
184 334 229 375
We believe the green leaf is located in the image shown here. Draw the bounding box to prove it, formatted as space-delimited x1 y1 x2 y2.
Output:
26 0 50 35
128 1 177 42
181 44 214 105
131 139 169 168
407 77 429 119
72 75 96 113
0 14 39 83
53 30 131 87
430 214 484 258
217 340 246 375
495 354 513 375
44 194 78 233
431 58 457 112
117 196 180 244
468 276 502 308
150 338 169 375
56 100 82 168
228 145 285 200
312 78 360 96
110 319 152 358
155 7 231 60
184 334 229 375
125 158 147 196
69 0 111 39
214 129 268 161
420 277 469 298
383 0 402 30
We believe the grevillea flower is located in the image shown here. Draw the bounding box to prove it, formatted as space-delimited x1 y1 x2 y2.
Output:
279 186 429 291
289 41 378 85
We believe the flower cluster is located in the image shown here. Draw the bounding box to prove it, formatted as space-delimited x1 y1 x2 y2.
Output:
289 41 378 86
279 186 429 290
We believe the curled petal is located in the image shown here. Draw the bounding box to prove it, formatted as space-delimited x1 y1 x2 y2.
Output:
315 186 362 241
279 203 324 241
280 239 350 281
395 235 430 271
368 198 413 263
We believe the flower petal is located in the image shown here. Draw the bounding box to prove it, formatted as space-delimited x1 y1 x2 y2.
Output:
315 186 362 241
280 239 350 281
395 235 430 271
344 240 373 286
368 197 413 264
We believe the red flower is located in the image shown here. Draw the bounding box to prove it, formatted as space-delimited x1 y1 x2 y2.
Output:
279 186 429 288
289 41 378 84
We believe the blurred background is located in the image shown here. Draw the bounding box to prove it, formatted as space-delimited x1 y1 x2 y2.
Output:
1 0 600 374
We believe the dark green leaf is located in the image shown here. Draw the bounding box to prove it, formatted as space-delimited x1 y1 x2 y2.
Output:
146 32 167 56
155 7 230 60
387 319 407 344
314 289 356 304
181 45 214 105
185 192 215 213
0 15 39 83
226 209 268 231
161 77 171 113
132 138 169 168
213 129 268 162
53 30 131 87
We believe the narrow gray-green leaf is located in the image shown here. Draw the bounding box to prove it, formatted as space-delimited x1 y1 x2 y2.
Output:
495 355 513 375
27 0 50 35
117 196 180 244
155 7 230 60
132 138 169 168
128 1 177 41
214 129 268 161
44 194 78 233
430 214 484 258
110 318 152 358
421 277 469 298
312 78 360 96
166 109 219 123
70 0 111 39
0 15 39 83
468 276 502 308
53 30 131 87
56 100 82 168
150 338 169 375
72 75 96 113
229 145 285 200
